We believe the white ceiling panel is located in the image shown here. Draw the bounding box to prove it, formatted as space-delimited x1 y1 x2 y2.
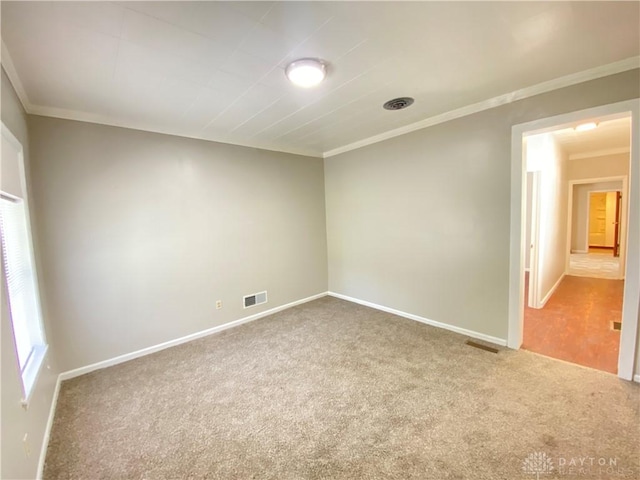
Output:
219 50 274 83
1 1 639 158
203 83 284 131
238 23 300 64
177 87 237 132
52 1 125 38
178 2 257 45
114 1 189 25
231 97 302 138
259 1 333 43
281 17 367 68
121 9 229 67
114 40 216 88
205 70 253 100
227 1 275 23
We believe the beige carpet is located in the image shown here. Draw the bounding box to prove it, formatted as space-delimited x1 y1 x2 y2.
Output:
569 252 621 279
44 297 639 479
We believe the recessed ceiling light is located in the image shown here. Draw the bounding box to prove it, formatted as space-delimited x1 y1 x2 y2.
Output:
575 122 598 132
285 58 326 88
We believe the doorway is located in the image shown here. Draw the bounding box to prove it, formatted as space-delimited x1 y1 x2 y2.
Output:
508 99 640 381
588 191 618 250
521 120 630 373
567 178 627 280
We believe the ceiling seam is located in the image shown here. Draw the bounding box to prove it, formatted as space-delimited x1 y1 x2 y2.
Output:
228 16 335 134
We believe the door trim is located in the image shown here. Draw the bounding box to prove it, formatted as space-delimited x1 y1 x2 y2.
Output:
614 191 622 257
528 172 541 308
508 99 640 381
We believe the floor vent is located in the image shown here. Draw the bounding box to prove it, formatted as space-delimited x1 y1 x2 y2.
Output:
243 291 267 309
612 321 622 331
466 340 499 354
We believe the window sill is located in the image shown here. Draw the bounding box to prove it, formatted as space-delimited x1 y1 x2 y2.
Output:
20 344 48 408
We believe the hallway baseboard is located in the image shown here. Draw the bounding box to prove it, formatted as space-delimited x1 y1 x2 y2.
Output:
540 274 565 308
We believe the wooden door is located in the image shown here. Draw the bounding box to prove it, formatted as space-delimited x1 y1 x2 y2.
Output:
613 191 622 257
589 192 607 247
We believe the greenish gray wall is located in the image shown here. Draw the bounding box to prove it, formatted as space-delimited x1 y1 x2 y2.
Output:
567 153 630 181
1 68 59 480
324 69 640 344
28 116 328 372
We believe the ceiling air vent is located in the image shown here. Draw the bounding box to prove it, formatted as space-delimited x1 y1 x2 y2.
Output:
383 97 415 110
244 291 267 309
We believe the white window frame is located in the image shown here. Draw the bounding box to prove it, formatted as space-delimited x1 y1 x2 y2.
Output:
1 122 48 405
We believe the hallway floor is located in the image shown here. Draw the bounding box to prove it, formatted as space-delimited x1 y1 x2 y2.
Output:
568 252 620 279
523 274 623 374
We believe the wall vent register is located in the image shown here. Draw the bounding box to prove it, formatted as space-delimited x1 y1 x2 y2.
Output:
244 291 267 309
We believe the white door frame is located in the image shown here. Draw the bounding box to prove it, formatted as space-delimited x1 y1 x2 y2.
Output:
508 99 640 381
528 171 542 308
566 176 628 280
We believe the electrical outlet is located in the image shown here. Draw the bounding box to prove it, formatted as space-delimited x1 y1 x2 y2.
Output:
23 434 30 458
216 300 222 310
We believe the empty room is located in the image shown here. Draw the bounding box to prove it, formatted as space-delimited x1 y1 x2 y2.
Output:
1 2 639 479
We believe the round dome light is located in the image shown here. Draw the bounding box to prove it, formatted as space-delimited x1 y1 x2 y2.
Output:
285 58 326 88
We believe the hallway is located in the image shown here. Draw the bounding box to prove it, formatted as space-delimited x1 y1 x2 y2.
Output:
523 274 623 374
568 251 620 279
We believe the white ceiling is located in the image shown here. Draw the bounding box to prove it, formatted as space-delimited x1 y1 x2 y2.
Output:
2 1 639 158
553 117 631 159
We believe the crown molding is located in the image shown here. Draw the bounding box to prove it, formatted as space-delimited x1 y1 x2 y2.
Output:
323 56 640 158
569 146 630 161
1 41 33 113
3 41 320 158
28 104 322 158
3 34 638 161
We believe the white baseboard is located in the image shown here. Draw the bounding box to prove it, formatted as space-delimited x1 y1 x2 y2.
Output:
571 249 588 254
328 292 507 346
634 374 640 383
37 375 61 479
539 274 565 308
59 291 327 381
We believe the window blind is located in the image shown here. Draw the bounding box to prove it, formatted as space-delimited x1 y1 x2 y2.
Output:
0 194 44 373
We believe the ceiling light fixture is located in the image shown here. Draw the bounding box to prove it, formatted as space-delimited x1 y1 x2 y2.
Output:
285 58 326 88
575 122 598 132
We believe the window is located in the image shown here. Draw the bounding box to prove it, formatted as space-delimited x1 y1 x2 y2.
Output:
1 124 47 404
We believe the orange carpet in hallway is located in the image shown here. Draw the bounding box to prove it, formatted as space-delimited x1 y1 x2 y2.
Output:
523 275 623 374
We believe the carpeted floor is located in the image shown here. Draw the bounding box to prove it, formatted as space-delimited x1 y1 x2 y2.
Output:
44 297 639 479
569 252 621 279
